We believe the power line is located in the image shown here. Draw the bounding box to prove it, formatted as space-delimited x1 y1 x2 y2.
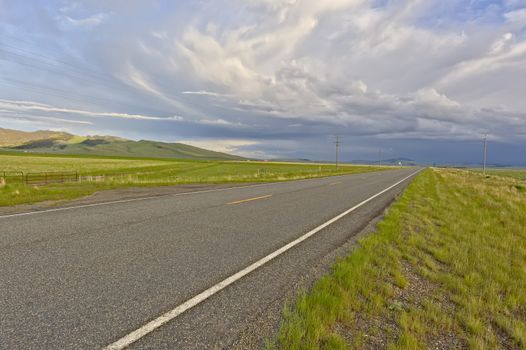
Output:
483 134 488 176
0 40 119 85
0 41 162 115
0 78 149 113
0 48 121 90
334 135 341 169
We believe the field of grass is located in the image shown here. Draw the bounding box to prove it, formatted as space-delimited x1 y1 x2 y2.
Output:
470 167 526 181
272 168 526 349
0 154 388 207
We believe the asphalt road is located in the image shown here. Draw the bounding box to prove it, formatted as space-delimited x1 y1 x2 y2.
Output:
0 167 420 349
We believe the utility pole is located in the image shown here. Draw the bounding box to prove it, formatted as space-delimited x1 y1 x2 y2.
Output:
483 134 488 176
334 135 341 170
378 148 382 166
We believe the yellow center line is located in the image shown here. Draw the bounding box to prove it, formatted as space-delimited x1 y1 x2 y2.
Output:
329 182 342 186
227 194 273 205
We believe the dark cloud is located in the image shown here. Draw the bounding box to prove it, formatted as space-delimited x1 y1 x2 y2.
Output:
0 0 525 163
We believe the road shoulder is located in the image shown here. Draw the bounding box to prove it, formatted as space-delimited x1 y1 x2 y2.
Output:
231 199 396 349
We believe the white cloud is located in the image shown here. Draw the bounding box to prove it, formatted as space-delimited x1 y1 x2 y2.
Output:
0 99 184 121
1 113 93 125
182 91 232 98
163 0 526 142
177 139 266 158
505 8 526 24
61 13 108 28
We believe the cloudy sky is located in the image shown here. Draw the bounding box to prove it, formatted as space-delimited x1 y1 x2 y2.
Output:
1 0 525 164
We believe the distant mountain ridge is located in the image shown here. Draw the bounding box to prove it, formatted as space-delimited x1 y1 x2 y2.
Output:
351 158 417 165
0 128 244 160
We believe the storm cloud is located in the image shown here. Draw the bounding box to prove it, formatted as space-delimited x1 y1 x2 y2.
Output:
1 0 525 164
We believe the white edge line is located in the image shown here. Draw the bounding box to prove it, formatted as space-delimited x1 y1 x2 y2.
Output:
0 168 412 219
103 169 422 350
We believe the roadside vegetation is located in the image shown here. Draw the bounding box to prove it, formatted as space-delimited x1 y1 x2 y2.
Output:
272 168 526 349
0 153 387 207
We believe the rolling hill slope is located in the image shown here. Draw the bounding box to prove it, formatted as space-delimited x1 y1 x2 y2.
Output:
0 128 244 160
0 128 73 147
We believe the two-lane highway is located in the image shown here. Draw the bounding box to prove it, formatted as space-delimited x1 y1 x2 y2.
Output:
0 168 420 349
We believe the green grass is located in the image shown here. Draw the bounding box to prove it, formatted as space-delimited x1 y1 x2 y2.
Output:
470 168 526 181
0 154 389 207
4 137 244 160
272 168 526 349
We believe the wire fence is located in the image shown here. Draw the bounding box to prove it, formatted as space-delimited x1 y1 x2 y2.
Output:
24 171 79 185
0 170 176 186
0 171 25 184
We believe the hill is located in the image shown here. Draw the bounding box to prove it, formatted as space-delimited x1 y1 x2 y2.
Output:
0 128 244 160
351 157 417 166
0 128 73 147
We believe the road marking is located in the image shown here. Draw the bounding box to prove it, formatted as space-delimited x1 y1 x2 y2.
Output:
227 194 272 205
329 181 342 186
0 170 394 220
103 169 422 350
0 183 275 220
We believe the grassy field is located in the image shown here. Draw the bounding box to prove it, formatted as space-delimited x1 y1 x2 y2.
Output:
0 154 388 207
272 168 526 349
470 168 526 181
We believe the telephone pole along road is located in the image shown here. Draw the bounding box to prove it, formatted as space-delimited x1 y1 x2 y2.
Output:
0 167 420 349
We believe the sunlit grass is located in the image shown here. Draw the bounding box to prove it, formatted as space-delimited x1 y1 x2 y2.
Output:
272 168 526 349
0 154 389 207
0 154 171 173
470 167 526 181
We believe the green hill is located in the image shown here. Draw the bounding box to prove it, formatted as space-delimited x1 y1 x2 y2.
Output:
0 128 73 147
0 128 244 160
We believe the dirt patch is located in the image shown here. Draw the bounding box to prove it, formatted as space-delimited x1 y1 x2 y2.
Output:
400 261 464 350
395 261 436 309
491 320 520 350
332 255 465 349
336 312 401 349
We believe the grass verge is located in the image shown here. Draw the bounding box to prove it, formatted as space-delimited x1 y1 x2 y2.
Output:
272 168 526 349
0 154 389 207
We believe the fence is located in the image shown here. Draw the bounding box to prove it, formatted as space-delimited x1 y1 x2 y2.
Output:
25 171 79 185
0 171 25 184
